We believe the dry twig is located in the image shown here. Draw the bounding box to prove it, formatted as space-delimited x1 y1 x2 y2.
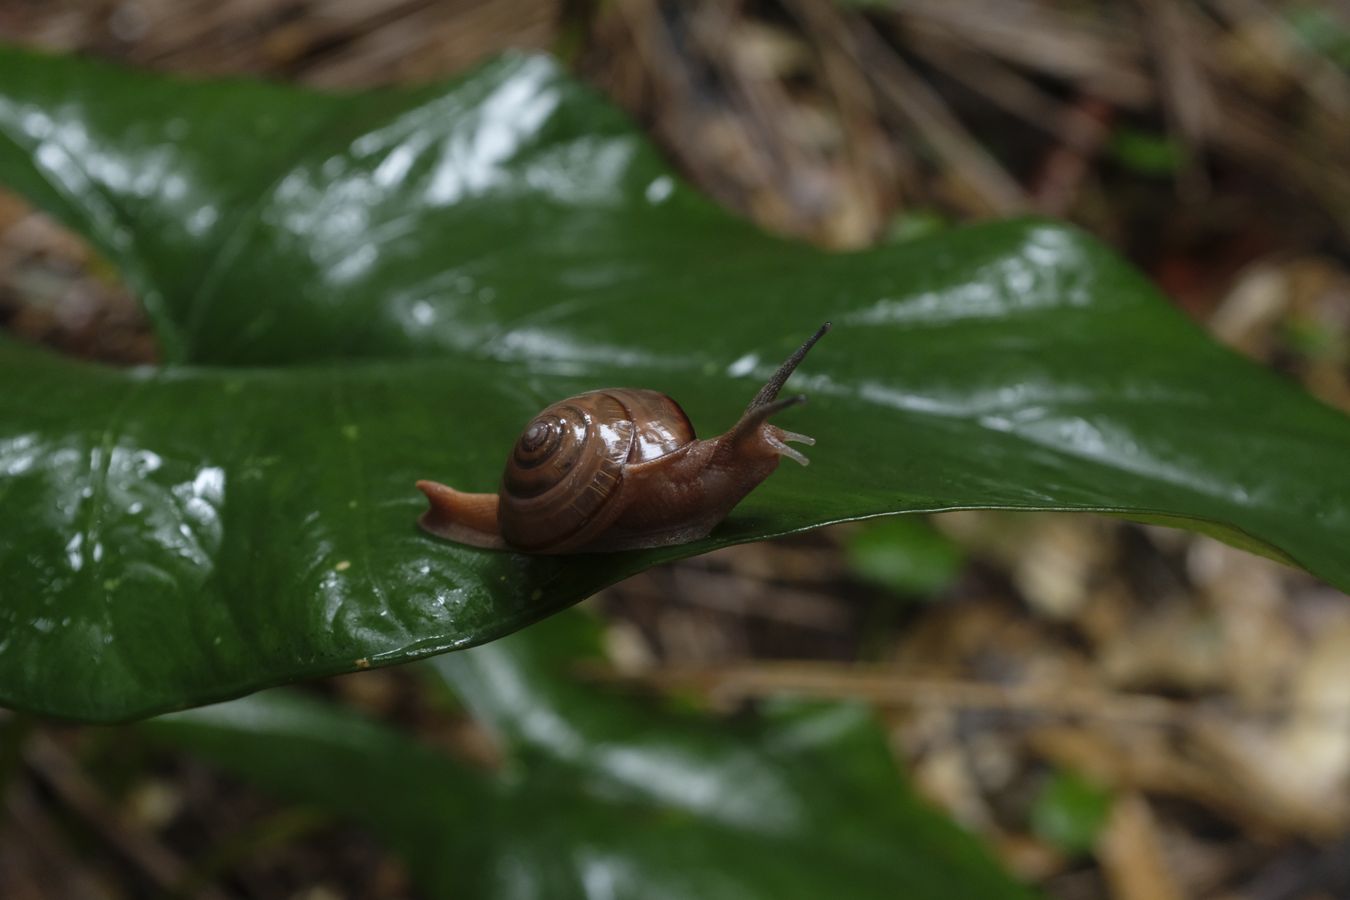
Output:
24 733 236 900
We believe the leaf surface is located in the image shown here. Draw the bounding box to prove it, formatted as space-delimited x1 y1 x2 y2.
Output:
146 614 1037 899
1 48 1348 719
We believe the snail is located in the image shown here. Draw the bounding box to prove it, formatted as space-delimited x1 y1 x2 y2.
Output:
415 322 830 554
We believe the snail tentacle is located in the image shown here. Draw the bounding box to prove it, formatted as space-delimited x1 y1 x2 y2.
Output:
777 429 815 446
765 432 811 467
747 321 831 411
724 394 807 449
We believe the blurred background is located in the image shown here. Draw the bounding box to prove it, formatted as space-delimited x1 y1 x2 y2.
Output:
2 1 1350 898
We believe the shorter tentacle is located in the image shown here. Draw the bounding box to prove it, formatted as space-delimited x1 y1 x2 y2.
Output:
777 429 815 446
766 431 811 466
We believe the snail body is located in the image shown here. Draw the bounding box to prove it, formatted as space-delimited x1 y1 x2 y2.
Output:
416 323 829 554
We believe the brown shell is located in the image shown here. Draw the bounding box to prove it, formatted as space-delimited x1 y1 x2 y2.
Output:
498 389 695 552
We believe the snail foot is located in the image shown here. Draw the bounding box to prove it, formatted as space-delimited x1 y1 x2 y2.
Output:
415 480 507 550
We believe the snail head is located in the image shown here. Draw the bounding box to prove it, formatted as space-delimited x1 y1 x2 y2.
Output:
723 321 830 466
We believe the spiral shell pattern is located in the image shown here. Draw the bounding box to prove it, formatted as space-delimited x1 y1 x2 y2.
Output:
499 389 694 552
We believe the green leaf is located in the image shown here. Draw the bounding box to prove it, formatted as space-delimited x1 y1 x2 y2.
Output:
1 48 1349 721
146 613 1037 899
1107 127 1186 176
844 517 965 596
1029 769 1114 857
885 208 949 244
1286 6 1350 69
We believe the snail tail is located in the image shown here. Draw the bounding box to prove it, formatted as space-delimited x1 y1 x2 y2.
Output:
415 480 508 550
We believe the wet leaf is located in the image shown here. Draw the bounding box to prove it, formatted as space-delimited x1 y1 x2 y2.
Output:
1 49 1348 720
145 613 1037 899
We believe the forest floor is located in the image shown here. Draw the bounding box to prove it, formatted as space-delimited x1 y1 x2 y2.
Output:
2 2 1350 899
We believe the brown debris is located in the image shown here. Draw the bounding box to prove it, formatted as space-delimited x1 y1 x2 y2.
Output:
0 194 157 364
1099 793 1187 900
0 0 556 88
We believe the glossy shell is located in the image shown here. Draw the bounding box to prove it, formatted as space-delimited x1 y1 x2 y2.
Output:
498 389 694 551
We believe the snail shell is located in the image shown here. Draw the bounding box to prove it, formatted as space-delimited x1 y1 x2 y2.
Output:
499 390 691 551
416 323 829 554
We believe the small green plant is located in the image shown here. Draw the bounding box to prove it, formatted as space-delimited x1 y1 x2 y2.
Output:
844 517 964 597
1031 769 1115 857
